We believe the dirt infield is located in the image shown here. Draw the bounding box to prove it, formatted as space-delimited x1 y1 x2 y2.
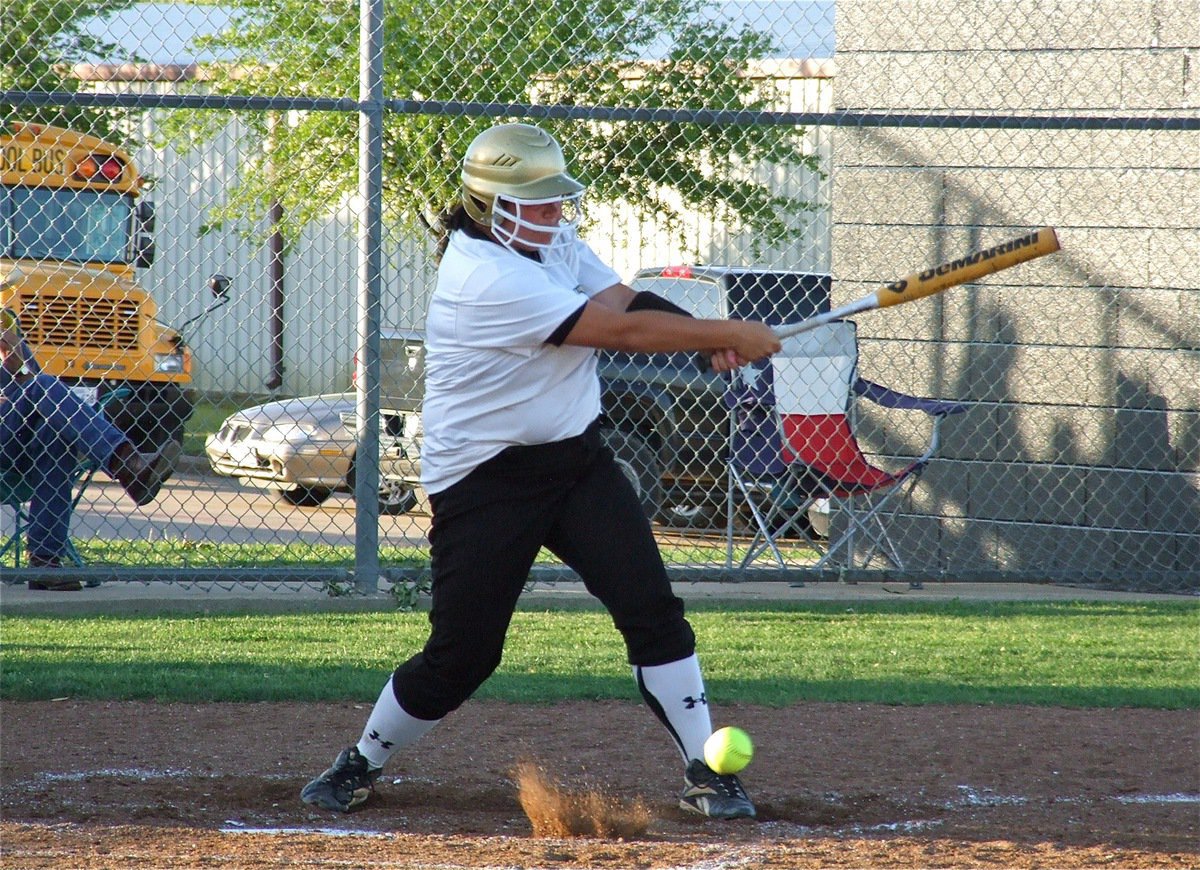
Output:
2 698 1196 868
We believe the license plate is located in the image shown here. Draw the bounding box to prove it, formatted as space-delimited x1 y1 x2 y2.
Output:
70 384 98 406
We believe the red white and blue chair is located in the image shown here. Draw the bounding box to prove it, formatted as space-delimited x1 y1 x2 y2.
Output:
727 319 968 576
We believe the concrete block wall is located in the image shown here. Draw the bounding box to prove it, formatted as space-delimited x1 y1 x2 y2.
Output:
833 0 1198 582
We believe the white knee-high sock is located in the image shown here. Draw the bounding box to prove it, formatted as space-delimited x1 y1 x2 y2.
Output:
634 653 713 765
355 676 441 769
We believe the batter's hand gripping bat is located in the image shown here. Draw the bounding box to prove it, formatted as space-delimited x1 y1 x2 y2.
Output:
774 227 1061 340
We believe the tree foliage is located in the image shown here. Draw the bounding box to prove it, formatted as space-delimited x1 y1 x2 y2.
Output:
1 0 141 145
167 0 823 254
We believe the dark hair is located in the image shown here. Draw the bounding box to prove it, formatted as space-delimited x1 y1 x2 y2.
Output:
434 200 502 261
434 203 476 261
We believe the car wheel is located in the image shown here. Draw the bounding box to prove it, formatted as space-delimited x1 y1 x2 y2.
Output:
347 456 419 515
378 480 419 515
277 485 333 507
599 427 661 519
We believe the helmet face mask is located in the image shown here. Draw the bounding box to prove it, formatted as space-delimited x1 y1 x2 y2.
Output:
490 192 583 256
461 124 585 265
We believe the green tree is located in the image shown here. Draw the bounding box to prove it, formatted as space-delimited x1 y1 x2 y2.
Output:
171 0 823 255
1 0 140 144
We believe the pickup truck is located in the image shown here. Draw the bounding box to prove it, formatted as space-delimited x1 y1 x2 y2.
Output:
598 266 830 525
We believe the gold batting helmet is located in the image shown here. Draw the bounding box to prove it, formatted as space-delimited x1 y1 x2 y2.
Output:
460 123 584 226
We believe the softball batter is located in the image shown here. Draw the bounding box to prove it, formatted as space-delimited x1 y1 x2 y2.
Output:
301 122 779 819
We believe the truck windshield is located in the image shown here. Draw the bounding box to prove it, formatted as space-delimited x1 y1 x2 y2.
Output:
1 187 133 264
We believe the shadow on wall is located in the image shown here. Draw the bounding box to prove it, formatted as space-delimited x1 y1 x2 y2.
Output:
1111 371 1200 574
940 305 1199 584
838 127 1197 587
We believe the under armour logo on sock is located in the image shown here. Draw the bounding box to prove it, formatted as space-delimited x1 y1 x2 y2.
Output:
368 729 394 749
682 693 708 709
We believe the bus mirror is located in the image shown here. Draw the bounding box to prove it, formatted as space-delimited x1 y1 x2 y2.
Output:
136 200 156 233
209 273 231 300
135 238 156 268
178 274 232 336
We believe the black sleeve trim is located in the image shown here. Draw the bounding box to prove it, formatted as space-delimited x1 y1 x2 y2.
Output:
626 291 694 318
546 301 587 346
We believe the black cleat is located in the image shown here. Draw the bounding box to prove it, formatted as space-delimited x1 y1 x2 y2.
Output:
300 747 380 812
679 758 756 819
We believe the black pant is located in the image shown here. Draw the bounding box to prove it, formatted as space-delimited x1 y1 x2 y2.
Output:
391 420 696 720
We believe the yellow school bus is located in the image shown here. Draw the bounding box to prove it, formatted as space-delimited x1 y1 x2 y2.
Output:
0 121 192 468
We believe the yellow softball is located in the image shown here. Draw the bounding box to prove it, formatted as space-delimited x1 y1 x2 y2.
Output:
703 726 753 774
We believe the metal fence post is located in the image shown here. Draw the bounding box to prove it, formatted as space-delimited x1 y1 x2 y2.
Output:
353 0 385 594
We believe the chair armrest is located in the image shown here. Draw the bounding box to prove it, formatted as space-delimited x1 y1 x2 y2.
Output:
98 386 134 410
853 378 970 417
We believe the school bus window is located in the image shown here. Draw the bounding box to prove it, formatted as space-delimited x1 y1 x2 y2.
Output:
8 187 131 263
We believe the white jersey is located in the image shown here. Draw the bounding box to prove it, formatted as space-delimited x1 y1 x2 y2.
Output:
420 229 621 494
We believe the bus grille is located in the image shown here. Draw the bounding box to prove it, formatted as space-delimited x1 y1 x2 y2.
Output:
17 294 141 350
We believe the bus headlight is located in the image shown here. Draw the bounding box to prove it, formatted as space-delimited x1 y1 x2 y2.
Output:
154 351 187 373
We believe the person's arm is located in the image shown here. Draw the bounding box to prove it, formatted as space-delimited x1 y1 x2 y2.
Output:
582 283 753 372
589 283 636 311
561 294 780 368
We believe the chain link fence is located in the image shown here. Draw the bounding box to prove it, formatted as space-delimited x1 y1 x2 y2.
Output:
2 0 1195 593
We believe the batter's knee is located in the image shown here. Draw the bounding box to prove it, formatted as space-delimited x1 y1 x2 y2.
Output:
617 600 697 667
390 645 504 721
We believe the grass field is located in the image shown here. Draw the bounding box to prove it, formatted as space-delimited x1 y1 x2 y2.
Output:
69 539 792 571
2 600 1196 708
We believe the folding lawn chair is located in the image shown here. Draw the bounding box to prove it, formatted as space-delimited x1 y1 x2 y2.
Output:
728 319 968 577
725 363 822 572
1 401 126 571
1 375 129 572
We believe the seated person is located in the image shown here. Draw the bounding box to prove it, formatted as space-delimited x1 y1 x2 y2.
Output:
1 314 177 591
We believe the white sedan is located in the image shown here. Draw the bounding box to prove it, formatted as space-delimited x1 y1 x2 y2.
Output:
205 393 422 514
